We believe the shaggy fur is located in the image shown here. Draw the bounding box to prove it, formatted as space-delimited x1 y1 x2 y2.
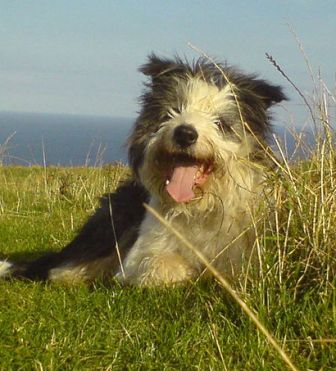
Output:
0 54 286 286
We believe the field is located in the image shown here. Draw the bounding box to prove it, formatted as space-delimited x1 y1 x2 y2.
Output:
1 61 336 369
0 138 335 370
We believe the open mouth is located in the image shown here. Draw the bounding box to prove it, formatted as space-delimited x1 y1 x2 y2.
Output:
164 154 213 203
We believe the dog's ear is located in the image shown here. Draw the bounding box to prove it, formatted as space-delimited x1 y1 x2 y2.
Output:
251 79 287 108
139 54 186 80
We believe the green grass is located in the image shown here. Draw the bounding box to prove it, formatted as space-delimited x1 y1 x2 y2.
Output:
1 60 335 369
0 162 335 370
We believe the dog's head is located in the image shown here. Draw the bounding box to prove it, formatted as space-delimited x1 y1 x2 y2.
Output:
128 54 286 205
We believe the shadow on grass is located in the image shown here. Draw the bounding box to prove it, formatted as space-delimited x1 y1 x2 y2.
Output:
0 248 57 264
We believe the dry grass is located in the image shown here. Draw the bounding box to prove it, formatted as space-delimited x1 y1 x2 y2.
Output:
0 45 335 369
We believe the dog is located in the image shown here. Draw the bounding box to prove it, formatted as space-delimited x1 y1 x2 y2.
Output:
0 54 286 286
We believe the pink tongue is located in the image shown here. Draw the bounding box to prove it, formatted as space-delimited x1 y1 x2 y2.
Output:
166 165 198 203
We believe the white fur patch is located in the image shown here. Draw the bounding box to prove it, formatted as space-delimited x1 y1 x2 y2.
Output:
48 256 115 284
0 261 13 277
184 77 234 113
49 265 88 284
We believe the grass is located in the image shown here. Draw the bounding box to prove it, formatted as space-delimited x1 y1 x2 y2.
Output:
0 64 335 370
0 155 335 369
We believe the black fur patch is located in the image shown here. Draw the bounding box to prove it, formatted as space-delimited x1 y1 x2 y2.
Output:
12 181 149 281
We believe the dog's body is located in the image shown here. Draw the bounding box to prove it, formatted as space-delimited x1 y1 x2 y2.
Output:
0 55 286 286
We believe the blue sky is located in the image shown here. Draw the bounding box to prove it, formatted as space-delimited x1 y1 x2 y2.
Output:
1 0 335 124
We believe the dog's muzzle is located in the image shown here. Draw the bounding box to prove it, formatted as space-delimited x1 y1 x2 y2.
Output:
155 124 213 203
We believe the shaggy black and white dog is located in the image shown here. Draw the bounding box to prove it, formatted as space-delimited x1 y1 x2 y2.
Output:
0 54 286 286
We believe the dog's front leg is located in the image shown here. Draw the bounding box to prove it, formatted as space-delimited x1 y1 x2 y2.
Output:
117 235 196 286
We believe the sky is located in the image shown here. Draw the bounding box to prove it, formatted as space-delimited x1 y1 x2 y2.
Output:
1 0 335 125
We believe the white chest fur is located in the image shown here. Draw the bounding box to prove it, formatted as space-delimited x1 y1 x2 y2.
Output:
120 191 258 286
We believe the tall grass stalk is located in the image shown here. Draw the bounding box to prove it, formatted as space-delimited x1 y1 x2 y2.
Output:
146 204 299 371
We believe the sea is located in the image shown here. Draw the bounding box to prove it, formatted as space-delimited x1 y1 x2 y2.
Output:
0 111 315 167
0 112 133 166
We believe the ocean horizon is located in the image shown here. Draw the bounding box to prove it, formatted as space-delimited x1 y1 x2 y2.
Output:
0 111 315 167
0 111 133 166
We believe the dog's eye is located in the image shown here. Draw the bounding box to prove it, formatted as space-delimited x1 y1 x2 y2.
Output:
160 114 171 123
162 108 181 122
150 123 165 137
214 118 227 127
214 117 232 133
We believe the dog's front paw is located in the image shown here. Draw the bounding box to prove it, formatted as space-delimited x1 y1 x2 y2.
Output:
119 252 196 287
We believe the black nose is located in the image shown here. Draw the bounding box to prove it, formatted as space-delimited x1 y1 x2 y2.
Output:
173 124 198 148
